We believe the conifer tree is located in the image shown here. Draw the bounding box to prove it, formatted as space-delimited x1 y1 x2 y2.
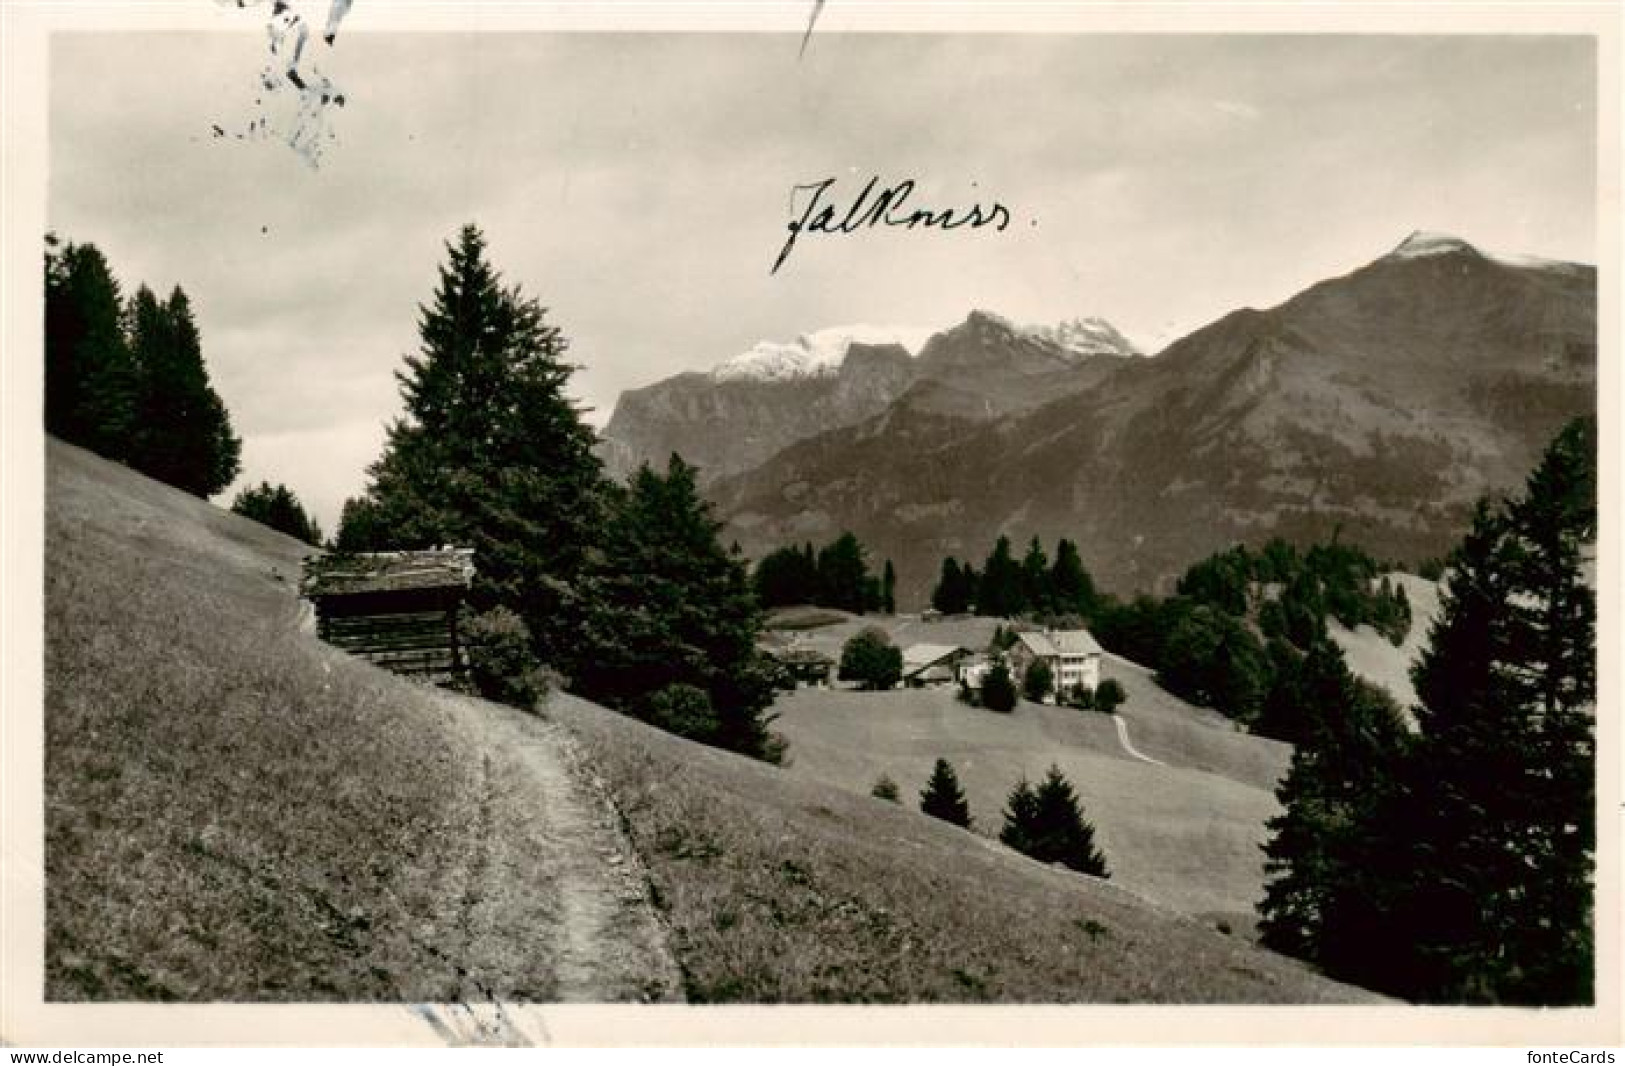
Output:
1049 538 1100 619
919 758 972 828
999 766 1109 877
127 285 241 497
816 532 873 613
932 557 972 614
339 224 603 664
977 535 1024 618
1256 639 1408 967
1384 417 1596 1004
231 481 324 545
570 454 780 760
44 236 138 458
881 559 897 614
1020 536 1051 616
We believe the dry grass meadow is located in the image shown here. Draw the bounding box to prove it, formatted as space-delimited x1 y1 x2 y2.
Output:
550 692 1379 1003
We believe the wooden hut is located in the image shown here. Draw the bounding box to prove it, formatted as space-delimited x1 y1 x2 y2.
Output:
301 548 476 681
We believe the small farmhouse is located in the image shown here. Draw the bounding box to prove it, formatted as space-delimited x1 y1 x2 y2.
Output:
1007 628 1103 703
956 653 994 690
901 643 970 688
767 645 837 688
301 548 476 682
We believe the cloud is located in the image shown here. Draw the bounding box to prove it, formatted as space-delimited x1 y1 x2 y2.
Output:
1212 99 1261 121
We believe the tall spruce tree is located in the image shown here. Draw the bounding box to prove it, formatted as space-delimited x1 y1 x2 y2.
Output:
977 535 1024 618
1384 417 1597 1004
127 285 241 497
881 559 897 614
1020 537 1051 617
1049 538 1100 619
339 224 603 664
44 236 138 458
919 758 972 828
569 455 780 761
1257 639 1409 967
932 556 973 614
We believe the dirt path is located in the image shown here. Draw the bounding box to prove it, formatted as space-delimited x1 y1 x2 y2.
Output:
1113 714 1165 766
430 691 684 1007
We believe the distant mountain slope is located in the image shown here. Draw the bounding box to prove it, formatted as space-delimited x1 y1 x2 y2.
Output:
596 311 1140 482
712 234 1595 604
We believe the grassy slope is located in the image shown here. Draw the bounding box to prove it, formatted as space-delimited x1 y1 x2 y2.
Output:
1327 573 1443 714
765 608 1292 927
550 693 1378 1003
46 441 655 1002
771 669 1286 928
44 441 1377 1003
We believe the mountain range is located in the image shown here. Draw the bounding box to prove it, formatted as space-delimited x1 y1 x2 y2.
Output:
597 232 1595 606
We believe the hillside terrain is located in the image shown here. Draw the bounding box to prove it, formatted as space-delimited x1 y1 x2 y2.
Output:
1327 572 1444 714
41 439 1378 1004
703 234 1594 604
764 611 1289 930
45 439 677 1003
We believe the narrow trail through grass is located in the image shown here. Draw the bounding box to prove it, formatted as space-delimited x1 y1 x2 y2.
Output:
45 439 678 1004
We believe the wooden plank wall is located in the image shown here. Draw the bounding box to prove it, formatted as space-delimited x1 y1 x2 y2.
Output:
316 608 462 680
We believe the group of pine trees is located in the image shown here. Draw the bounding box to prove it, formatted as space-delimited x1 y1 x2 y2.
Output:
332 225 780 761
1088 539 1412 742
912 758 1109 877
45 234 241 497
932 535 1099 619
925 523 1415 742
752 534 896 614
230 481 324 546
1259 417 1596 1005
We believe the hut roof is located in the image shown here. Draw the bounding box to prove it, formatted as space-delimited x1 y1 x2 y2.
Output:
769 646 835 666
302 548 476 598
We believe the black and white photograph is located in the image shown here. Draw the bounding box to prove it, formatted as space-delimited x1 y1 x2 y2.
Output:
1 0 1618 1049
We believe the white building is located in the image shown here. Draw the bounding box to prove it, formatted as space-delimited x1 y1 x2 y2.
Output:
1007 628 1103 702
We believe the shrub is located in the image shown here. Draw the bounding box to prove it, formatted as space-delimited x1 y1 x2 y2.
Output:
1093 678 1126 715
1065 684 1095 711
919 758 972 828
640 683 721 745
461 606 549 710
871 774 901 803
981 661 1017 713
1022 659 1054 703
998 766 1109 877
839 626 903 690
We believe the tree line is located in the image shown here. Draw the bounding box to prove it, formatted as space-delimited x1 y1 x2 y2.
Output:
332 224 782 762
928 527 1413 744
931 535 1099 619
1259 417 1595 1005
45 234 241 498
752 534 896 614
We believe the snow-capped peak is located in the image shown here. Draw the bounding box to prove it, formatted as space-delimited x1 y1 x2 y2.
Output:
711 324 936 382
1383 231 1589 275
1027 316 1143 358
1388 230 1482 260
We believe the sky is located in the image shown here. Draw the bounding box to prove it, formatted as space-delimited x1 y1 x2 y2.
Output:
47 22 1597 534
